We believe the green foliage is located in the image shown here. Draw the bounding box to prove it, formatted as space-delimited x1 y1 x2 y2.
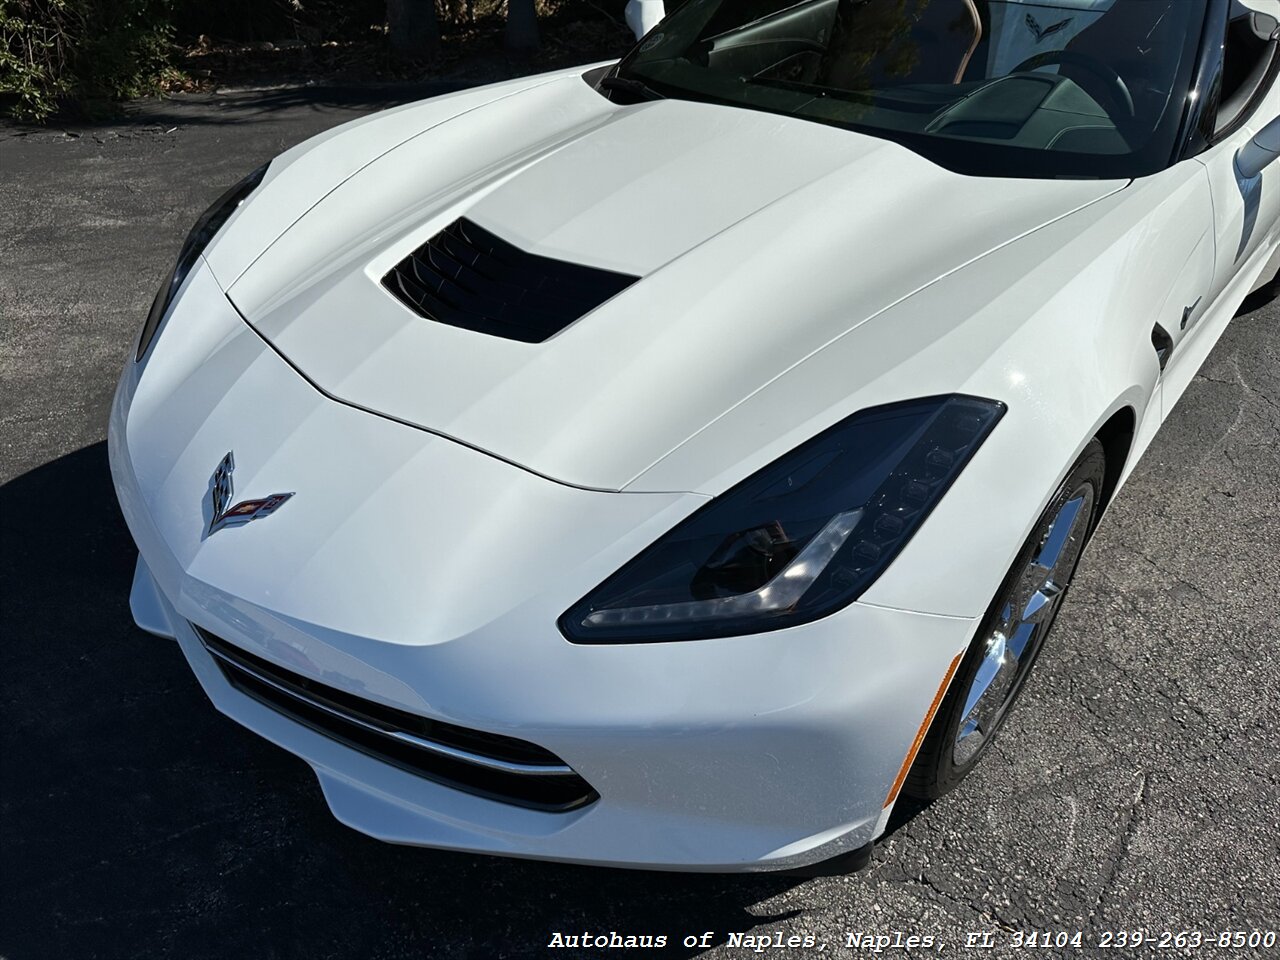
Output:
1 0 176 121
0 0 71 120
0 0 629 121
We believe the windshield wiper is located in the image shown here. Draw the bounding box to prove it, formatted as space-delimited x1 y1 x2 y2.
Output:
600 75 666 102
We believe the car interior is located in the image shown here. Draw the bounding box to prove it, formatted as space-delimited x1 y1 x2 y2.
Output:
626 0 1278 158
1217 4 1280 135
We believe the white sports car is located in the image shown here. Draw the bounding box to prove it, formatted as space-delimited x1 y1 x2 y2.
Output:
110 0 1280 873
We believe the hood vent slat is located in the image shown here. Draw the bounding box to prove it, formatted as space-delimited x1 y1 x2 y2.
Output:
383 218 639 343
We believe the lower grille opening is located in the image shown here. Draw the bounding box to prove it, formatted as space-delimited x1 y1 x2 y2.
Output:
193 625 597 812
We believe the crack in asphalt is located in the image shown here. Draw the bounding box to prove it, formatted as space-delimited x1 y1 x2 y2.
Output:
1088 771 1152 925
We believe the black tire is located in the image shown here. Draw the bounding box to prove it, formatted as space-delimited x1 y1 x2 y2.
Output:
1262 271 1280 303
905 439 1107 799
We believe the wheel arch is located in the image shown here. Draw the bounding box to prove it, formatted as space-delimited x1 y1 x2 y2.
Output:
1093 405 1137 521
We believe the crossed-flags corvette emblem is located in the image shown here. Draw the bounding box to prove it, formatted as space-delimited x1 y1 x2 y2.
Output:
1025 13 1073 43
208 451 294 535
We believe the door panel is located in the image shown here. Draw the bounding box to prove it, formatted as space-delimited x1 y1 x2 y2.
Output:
1199 122 1279 299
1199 42 1280 298
1161 55 1279 417
1150 164 1217 400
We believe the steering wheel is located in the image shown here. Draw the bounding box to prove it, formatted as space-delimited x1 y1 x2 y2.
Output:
1010 50 1136 121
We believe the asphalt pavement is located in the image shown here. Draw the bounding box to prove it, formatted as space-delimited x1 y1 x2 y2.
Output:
2 86 1278 960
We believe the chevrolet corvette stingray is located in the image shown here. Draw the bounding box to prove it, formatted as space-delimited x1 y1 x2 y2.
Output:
109 0 1280 872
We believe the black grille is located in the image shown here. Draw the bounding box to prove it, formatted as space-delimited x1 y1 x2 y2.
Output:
382 218 639 343
194 625 597 812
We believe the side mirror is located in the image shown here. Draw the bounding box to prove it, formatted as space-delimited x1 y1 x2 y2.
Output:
625 0 665 41
1236 115 1280 180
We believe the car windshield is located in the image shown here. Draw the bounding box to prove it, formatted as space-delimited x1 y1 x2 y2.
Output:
615 0 1208 178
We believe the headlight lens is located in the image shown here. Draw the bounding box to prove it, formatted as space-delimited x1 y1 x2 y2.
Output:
135 163 269 362
560 395 1005 643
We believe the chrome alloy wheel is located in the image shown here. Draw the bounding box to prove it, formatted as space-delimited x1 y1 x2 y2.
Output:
953 484 1096 765
906 439 1106 799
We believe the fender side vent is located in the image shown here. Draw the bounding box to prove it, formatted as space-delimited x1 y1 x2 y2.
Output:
1152 323 1174 371
382 218 639 343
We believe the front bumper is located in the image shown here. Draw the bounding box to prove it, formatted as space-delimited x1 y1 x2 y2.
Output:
110 260 979 871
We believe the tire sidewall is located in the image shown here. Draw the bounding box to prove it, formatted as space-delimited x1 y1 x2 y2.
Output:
907 439 1107 798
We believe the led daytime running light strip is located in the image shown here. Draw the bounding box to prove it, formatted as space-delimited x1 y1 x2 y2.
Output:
583 509 864 627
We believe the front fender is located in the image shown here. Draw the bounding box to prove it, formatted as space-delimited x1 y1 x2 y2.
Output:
634 162 1213 618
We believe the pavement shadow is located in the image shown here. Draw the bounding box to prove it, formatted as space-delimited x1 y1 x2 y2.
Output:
1 442 817 959
1235 279 1277 317
881 795 935 841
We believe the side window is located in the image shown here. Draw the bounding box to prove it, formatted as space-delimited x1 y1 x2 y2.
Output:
1215 12 1279 137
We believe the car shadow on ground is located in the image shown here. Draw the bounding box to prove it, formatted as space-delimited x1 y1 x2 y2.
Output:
1 442 882 958
1236 279 1277 317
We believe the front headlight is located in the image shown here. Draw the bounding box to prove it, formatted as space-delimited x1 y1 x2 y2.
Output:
561 395 1005 643
135 163 268 362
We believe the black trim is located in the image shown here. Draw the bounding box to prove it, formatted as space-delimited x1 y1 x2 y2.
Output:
1178 0 1232 161
382 219 639 344
1213 39 1280 145
194 625 598 812
581 62 615 90
1178 0 1280 159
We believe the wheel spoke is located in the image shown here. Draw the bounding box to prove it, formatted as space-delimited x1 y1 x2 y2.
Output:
1034 495 1086 571
1004 619 1037 661
953 484 1095 767
1047 495 1092 583
1009 561 1051 625
994 600 1017 637
960 632 1008 721
955 631 1019 763
1021 578 1064 624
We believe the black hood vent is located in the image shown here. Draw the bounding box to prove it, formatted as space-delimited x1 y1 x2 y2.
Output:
382 218 639 343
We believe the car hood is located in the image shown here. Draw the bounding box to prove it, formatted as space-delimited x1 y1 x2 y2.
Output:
225 69 1125 492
